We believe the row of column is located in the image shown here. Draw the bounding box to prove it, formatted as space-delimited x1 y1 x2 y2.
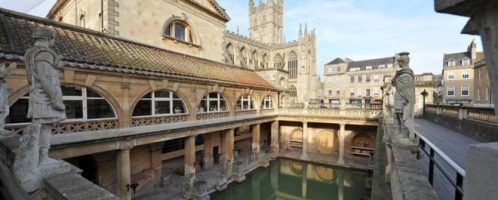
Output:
114 120 280 200
300 122 347 165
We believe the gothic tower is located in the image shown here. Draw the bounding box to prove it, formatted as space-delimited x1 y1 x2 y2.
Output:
249 0 284 44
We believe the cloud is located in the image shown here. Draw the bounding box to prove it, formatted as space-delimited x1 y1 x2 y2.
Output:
219 0 482 76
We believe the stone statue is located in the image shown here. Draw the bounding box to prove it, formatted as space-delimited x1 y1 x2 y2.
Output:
0 62 16 137
24 27 66 167
391 52 415 144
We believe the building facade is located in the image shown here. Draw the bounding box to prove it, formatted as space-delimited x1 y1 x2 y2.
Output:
474 60 494 106
442 40 486 105
323 56 397 108
414 73 435 116
48 0 322 106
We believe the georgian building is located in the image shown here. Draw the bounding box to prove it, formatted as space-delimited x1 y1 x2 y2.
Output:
323 56 397 108
442 40 486 105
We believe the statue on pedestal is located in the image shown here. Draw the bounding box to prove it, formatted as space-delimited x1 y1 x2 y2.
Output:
14 27 71 193
0 62 16 137
391 52 415 144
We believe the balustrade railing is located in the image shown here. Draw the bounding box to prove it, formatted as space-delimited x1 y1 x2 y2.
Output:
131 114 189 127
196 111 230 120
416 132 466 200
5 119 119 135
260 109 276 115
234 110 257 117
425 104 496 123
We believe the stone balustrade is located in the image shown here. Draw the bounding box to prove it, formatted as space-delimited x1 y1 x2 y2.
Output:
234 109 257 117
426 104 496 123
278 108 382 119
5 119 119 135
196 111 231 120
132 114 189 127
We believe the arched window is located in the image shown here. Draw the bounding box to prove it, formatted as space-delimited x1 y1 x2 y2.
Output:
236 95 255 110
79 14 86 27
261 96 273 109
133 90 186 116
288 52 298 79
197 93 227 113
240 47 248 67
261 54 269 69
274 54 284 69
164 20 194 43
226 43 235 64
6 85 116 124
251 51 259 70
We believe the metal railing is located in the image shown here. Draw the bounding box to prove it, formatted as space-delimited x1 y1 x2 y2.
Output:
416 131 466 200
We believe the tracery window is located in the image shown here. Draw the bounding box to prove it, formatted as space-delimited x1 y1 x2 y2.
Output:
288 52 298 79
6 85 116 124
261 96 273 109
240 47 248 67
261 54 269 69
252 51 259 70
274 54 284 69
226 44 235 64
133 91 186 116
236 95 255 110
197 93 227 113
164 20 194 43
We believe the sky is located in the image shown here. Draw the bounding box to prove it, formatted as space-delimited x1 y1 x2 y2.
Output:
0 0 483 76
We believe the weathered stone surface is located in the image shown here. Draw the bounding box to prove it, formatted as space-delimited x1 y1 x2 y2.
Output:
44 172 120 200
464 143 498 200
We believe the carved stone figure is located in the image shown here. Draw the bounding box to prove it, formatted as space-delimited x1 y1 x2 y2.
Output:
0 62 16 137
24 27 66 167
392 52 415 144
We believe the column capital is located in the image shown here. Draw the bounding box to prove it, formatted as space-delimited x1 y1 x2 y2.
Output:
118 141 134 151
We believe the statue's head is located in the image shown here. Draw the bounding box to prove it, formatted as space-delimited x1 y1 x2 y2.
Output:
397 52 410 69
32 27 56 47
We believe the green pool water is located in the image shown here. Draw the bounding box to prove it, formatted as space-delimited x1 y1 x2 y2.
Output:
212 159 370 200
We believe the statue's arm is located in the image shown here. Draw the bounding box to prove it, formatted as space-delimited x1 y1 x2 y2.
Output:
33 61 65 111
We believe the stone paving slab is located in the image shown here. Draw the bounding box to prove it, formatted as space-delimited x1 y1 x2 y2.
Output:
414 119 481 169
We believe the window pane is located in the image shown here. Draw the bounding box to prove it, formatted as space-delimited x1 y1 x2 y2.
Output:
155 91 170 98
87 99 115 119
209 100 219 111
175 23 185 41
142 93 152 99
133 100 152 116
220 100 227 111
155 101 171 114
6 99 29 123
173 100 185 114
165 24 172 36
198 100 207 112
209 93 218 98
64 100 83 119
62 86 82 96
87 89 101 98
173 93 180 99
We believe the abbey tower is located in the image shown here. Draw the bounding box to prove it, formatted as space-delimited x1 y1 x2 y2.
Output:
249 0 284 44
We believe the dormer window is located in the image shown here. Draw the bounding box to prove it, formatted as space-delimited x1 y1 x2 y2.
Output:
447 60 456 67
462 58 470 66
164 19 195 44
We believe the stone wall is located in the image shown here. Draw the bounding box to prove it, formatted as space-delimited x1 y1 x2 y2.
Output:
424 112 498 142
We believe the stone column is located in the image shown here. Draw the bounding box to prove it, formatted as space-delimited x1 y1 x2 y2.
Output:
149 143 162 186
337 170 344 200
117 148 132 200
183 136 196 199
338 123 346 165
223 129 235 162
270 121 280 154
252 124 261 160
301 122 308 160
203 134 214 169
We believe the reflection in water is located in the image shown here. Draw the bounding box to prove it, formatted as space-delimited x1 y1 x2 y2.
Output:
212 159 370 200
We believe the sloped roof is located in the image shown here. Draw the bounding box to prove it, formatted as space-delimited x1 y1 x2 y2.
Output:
325 58 345 65
443 52 470 62
0 8 272 90
347 57 395 71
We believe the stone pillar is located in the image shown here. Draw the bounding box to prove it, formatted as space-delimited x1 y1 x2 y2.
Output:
149 143 162 186
301 122 308 159
252 124 261 159
338 123 346 165
183 136 196 199
270 121 280 154
117 148 132 200
203 134 214 169
223 129 235 162
463 143 498 200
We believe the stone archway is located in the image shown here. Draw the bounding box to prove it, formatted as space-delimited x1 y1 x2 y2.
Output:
290 128 303 148
312 130 338 154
